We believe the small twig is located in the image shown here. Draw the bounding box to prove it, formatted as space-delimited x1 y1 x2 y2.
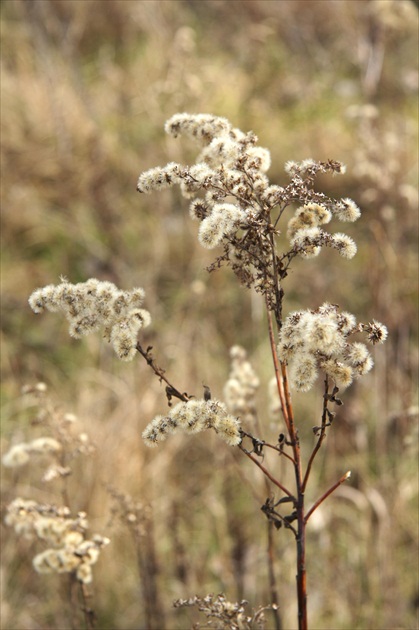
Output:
79 583 96 630
238 444 295 499
136 342 190 404
261 499 298 537
266 305 290 434
302 377 331 492
240 430 295 464
267 522 284 630
305 471 352 524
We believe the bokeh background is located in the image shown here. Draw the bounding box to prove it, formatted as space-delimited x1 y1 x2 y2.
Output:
1 1 418 628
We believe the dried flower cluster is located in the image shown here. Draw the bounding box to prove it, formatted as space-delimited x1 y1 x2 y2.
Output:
29 278 150 361
2 437 62 468
286 199 359 260
173 593 270 630
278 303 388 391
223 345 260 423
142 399 241 448
2 382 94 482
108 486 151 540
137 113 362 315
4 498 109 584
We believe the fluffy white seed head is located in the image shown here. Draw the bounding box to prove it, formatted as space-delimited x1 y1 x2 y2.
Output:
305 203 333 225
224 345 259 423
289 353 318 392
334 198 361 222
2 443 30 467
189 198 210 221
287 204 332 241
198 203 245 249
320 359 354 389
76 563 93 584
363 320 389 344
330 233 357 259
136 162 182 193
198 214 225 249
244 146 271 172
291 227 323 258
164 113 232 144
306 316 344 355
344 342 370 366
280 303 386 392
33 549 59 574
28 438 62 455
198 136 241 168
213 415 241 446
337 311 357 334
142 399 241 448
29 280 150 361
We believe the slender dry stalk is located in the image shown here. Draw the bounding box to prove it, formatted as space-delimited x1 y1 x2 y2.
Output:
267 521 282 630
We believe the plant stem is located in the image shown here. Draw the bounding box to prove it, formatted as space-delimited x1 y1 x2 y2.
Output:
305 471 351 524
296 494 307 630
302 377 330 493
267 521 283 630
79 583 96 630
266 303 290 434
238 445 295 499
136 342 190 403
266 305 308 629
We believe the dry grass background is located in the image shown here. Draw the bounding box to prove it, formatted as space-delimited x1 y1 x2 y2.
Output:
1 1 418 628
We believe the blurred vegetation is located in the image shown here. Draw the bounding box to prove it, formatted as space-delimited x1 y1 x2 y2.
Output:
1 1 418 629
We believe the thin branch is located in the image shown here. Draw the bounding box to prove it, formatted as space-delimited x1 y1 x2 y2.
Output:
305 471 352 524
266 304 290 434
280 362 295 436
302 377 330 492
262 502 298 537
266 523 283 630
279 361 303 488
136 342 190 403
240 430 296 464
238 445 295 499
79 583 96 630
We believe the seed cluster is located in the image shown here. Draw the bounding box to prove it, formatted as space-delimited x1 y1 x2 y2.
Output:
223 345 260 423
4 498 109 584
278 303 388 391
173 593 267 629
137 113 271 253
287 200 359 260
142 398 241 448
137 114 363 312
2 437 61 468
29 278 151 361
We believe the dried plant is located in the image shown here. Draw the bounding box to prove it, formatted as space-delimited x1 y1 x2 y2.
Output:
2 383 109 630
173 593 273 629
107 487 166 630
20 113 388 629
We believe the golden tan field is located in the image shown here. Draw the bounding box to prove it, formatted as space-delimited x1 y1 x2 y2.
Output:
1 1 418 629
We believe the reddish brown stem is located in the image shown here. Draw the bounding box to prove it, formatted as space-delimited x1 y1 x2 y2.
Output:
302 378 330 493
266 305 290 434
265 301 307 629
240 430 296 464
238 445 295 499
79 583 96 630
296 494 307 630
278 361 306 630
136 342 190 403
305 471 351 524
267 521 283 630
